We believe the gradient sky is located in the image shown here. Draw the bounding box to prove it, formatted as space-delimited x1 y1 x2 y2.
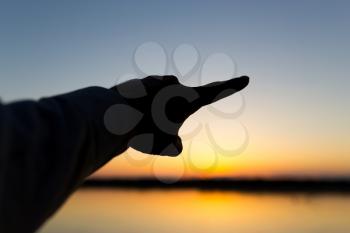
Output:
1 0 349 178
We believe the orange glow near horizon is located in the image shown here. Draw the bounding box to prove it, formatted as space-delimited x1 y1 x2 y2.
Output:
92 143 350 179
92 101 350 179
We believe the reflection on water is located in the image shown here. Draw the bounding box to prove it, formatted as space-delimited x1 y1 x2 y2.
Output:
40 189 350 233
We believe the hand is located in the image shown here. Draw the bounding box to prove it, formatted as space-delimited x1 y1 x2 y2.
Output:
111 75 249 156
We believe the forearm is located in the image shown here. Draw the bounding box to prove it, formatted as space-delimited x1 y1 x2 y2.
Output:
0 86 129 232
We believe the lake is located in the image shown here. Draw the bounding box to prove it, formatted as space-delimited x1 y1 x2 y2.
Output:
39 188 350 233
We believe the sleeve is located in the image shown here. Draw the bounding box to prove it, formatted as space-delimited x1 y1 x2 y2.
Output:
0 87 129 233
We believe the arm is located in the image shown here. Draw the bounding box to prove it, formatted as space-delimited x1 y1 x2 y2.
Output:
0 87 130 233
0 75 249 233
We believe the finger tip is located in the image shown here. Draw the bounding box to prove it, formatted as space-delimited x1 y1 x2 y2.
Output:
225 76 249 91
240 75 250 82
236 75 250 89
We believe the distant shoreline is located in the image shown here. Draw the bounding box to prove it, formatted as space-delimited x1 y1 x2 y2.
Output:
82 178 350 194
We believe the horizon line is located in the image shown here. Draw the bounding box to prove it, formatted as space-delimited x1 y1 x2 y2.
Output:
83 177 350 194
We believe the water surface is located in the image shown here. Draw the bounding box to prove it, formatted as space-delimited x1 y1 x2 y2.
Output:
40 189 350 233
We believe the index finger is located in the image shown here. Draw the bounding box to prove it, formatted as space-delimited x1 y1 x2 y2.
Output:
189 76 249 113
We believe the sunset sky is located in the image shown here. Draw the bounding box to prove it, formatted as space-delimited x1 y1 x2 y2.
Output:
1 0 349 179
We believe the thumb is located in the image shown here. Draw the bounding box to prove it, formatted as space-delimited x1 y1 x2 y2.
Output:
190 76 249 113
158 135 183 157
129 133 183 157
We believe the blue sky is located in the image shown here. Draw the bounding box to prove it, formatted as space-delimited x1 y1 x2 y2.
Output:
1 0 349 176
1 0 349 99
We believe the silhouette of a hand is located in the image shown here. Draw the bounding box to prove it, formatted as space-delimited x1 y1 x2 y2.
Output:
111 75 249 156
